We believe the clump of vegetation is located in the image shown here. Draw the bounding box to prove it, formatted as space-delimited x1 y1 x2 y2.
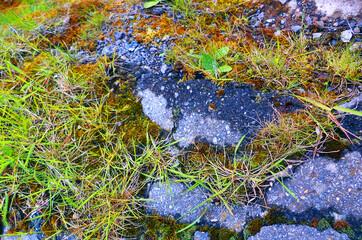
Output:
1 0 361 238
264 207 289 226
316 218 332 231
310 218 320 228
333 220 355 239
243 218 265 239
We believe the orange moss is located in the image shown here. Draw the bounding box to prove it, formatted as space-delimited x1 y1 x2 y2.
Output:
333 220 350 230
310 218 320 228
0 0 22 12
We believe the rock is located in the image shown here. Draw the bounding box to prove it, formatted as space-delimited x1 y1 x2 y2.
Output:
127 41 139 51
278 0 288 5
173 111 243 147
137 89 174 131
194 231 210 240
152 7 164 15
314 0 362 18
114 31 126 41
315 20 324 28
291 25 302 32
101 44 117 57
160 63 168 74
145 181 261 232
340 30 353 43
266 151 361 227
349 42 362 52
354 27 360 33
312 32 323 39
248 225 350 240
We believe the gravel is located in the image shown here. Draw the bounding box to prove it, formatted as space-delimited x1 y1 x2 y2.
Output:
247 224 350 240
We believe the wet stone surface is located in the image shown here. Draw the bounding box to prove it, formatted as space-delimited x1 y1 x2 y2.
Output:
248 224 350 240
266 151 361 228
137 79 303 147
145 181 262 232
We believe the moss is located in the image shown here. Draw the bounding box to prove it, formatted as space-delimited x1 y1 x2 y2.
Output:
141 230 157 240
217 228 241 240
176 225 198 240
321 136 348 159
243 228 252 240
244 218 265 236
316 218 332 231
333 221 355 239
264 207 288 225
310 218 319 228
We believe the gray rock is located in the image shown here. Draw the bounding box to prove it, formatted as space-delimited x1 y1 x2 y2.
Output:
247 224 350 240
340 30 353 43
314 0 362 18
137 89 174 131
278 0 288 5
127 41 139 52
336 93 361 114
101 44 117 57
315 20 324 28
145 181 261 232
291 25 302 32
114 31 125 41
266 151 361 225
152 7 164 15
194 231 210 240
173 111 243 147
312 32 323 39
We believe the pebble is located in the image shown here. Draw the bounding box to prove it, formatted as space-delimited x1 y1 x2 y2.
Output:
315 20 324 28
152 7 164 15
114 31 126 40
291 25 302 32
340 29 353 43
312 32 322 39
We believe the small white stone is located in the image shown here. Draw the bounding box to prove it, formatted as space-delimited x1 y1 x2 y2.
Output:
160 63 167 74
213 137 218 144
341 30 353 43
312 32 323 39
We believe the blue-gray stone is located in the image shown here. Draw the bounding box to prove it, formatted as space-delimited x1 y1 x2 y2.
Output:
194 231 210 240
291 25 302 32
114 31 126 41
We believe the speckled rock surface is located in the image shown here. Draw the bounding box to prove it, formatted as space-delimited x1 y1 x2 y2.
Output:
145 181 261 232
313 0 362 18
136 79 302 147
247 224 350 240
194 231 211 240
266 151 361 226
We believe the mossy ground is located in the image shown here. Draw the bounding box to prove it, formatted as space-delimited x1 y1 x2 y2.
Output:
0 0 361 239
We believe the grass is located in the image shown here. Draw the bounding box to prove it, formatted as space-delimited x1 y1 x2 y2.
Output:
0 0 361 239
